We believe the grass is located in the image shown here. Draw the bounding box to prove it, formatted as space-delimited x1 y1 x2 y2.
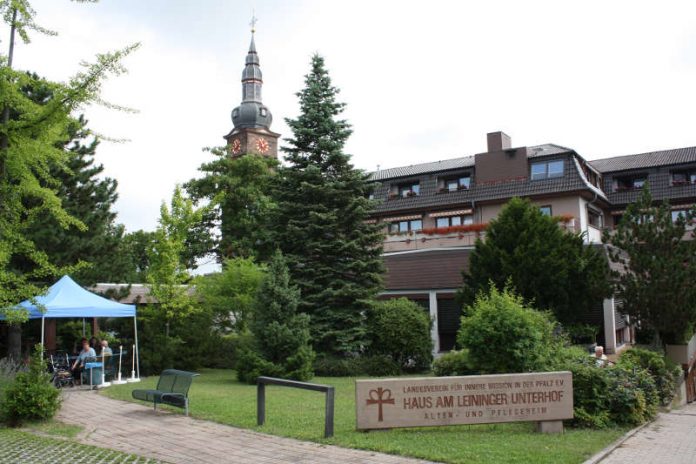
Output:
103 369 627 464
21 420 83 439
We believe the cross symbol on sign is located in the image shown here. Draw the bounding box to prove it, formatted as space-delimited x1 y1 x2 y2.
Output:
366 387 395 422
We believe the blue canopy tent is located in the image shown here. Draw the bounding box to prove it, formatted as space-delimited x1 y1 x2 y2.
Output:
1 275 140 378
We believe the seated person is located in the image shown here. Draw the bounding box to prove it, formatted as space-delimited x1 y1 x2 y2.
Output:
100 339 113 357
71 338 96 385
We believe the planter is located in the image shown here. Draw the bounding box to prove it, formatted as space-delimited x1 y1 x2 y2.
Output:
665 333 696 366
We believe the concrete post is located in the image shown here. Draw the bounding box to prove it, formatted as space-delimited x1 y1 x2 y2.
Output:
603 297 617 354
429 291 440 356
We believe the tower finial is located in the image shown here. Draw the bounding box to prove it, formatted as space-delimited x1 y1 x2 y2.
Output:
250 11 258 34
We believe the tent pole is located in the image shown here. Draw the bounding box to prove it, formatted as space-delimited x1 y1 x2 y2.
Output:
82 318 85 337
41 317 45 359
134 315 140 379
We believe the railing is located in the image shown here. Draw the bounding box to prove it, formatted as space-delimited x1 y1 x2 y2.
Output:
256 376 335 438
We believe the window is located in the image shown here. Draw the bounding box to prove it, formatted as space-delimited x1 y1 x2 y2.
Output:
613 175 647 192
388 219 422 234
588 209 603 228
671 170 696 186
443 175 471 192
530 160 564 180
539 206 552 216
672 210 689 223
398 182 420 198
435 215 473 228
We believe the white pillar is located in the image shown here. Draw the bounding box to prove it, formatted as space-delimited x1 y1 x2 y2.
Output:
40 317 45 359
603 297 617 354
429 291 440 356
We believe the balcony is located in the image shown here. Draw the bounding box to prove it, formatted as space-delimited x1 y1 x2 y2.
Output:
384 225 486 253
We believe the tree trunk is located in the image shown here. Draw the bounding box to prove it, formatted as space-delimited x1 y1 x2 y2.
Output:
7 323 22 360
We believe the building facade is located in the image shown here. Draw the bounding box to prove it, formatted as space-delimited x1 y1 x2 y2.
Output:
368 131 696 355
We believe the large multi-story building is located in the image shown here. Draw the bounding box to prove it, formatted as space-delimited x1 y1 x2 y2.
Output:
368 131 696 355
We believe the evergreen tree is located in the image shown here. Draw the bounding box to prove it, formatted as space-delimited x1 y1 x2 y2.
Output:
270 54 384 355
19 114 131 285
604 186 696 344
236 251 314 383
459 197 610 326
186 150 277 261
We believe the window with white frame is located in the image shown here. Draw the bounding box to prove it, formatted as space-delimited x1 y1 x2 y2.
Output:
539 206 552 216
530 160 564 180
435 215 474 228
397 182 420 198
388 219 423 234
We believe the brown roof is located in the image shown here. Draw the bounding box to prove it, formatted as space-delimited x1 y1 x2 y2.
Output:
90 284 196 304
589 146 696 173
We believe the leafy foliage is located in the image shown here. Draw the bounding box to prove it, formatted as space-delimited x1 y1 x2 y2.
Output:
366 298 432 373
432 350 475 377
0 345 60 426
195 257 265 332
236 251 315 383
459 197 610 325
458 285 560 374
0 1 138 359
186 151 277 261
617 347 682 406
604 186 696 344
270 54 384 355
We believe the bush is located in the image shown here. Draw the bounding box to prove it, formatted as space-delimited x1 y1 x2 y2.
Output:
313 356 362 377
458 286 559 374
432 350 476 377
1 345 60 426
0 357 24 398
568 361 658 428
367 298 433 373
359 355 401 377
617 347 683 406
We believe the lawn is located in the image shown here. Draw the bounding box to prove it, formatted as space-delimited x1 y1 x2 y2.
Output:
103 369 626 464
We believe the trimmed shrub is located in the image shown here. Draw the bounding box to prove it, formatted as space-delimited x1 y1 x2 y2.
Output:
367 298 433 373
313 356 361 377
1 345 60 426
617 347 683 406
458 286 558 374
432 350 476 377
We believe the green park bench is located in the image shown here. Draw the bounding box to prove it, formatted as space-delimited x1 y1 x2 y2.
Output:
132 369 199 416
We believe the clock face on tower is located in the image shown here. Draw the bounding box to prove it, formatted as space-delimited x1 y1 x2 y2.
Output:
231 138 242 155
256 138 270 154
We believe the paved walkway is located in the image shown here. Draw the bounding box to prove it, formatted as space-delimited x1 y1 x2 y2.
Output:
57 390 435 464
597 402 696 464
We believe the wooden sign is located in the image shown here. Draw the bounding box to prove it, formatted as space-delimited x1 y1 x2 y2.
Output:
356 371 573 430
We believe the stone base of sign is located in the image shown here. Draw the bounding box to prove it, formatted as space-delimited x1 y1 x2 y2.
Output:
535 420 563 434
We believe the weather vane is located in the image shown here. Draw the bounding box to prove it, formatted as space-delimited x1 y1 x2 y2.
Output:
250 11 258 33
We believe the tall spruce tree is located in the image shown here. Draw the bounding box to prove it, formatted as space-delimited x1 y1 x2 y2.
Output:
459 197 610 326
604 186 696 344
270 54 384 356
19 114 132 285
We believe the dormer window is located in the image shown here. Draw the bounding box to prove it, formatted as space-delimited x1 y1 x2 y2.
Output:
671 170 696 186
530 160 564 180
613 175 647 192
442 175 471 192
398 182 420 198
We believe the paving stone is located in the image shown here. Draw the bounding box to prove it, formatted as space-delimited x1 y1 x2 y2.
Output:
57 390 436 464
597 402 696 464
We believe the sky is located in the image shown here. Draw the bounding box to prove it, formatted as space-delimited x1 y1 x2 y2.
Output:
3 0 696 236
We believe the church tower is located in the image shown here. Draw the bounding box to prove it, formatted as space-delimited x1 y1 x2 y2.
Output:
224 25 279 158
